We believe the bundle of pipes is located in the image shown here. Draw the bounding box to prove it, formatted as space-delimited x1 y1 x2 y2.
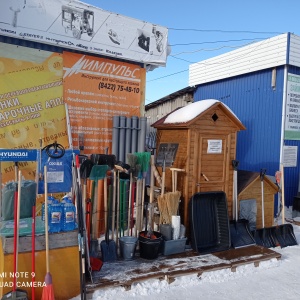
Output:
112 116 147 163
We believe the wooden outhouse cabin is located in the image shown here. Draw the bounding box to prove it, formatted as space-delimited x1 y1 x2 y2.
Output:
152 99 246 230
238 170 279 228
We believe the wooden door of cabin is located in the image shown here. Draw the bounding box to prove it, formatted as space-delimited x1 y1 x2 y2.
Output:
196 134 230 195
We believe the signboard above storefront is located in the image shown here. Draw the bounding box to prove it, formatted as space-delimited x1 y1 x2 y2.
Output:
285 73 300 140
0 0 169 67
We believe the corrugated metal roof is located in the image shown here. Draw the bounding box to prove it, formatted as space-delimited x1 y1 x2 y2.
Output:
145 86 195 110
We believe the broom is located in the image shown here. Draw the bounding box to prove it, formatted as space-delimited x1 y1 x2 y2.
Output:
41 165 55 300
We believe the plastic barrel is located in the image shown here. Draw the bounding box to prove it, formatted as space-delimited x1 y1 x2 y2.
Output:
119 236 138 260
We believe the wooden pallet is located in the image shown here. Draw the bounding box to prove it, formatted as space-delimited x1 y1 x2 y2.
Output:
86 245 281 295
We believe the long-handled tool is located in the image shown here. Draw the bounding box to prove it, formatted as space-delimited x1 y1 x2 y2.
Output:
31 199 36 300
254 169 276 248
78 158 102 277
1 170 29 300
100 167 117 262
127 154 138 236
73 156 88 300
89 164 108 254
157 154 169 224
41 166 55 300
170 168 185 192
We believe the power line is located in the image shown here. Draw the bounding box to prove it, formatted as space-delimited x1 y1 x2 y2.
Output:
147 36 270 83
171 42 255 57
147 69 188 82
168 28 283 34
169 38 266 47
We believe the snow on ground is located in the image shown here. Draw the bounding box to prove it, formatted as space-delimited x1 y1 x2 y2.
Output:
73 208 300 300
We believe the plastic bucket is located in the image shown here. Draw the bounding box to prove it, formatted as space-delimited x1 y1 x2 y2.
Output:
160 224 172 241
138 231 163 260
119 236 138 260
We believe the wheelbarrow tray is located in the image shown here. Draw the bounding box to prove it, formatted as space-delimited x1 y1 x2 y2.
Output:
189 191 231 254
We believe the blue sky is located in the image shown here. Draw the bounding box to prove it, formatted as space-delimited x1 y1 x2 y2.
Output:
83 0 300 104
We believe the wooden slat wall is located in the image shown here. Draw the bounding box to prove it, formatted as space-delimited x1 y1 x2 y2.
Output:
238 179 276 228
155 105 242 230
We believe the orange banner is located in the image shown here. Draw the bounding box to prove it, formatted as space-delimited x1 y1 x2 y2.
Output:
63 52 146 154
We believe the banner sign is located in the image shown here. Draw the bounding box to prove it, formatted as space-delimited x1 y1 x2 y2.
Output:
0 0 169 67
63 51 146 153
0 42 69 183
285 73 300 140
0 149 38 162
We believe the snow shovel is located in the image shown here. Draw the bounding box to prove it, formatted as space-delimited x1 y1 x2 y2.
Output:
230 160 256 248
79 158 103 274
254 169 276 248
100 193 117 262
273 164 298 248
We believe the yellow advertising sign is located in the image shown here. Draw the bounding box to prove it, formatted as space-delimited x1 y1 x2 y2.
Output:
0 43 68 182
63 52 146 153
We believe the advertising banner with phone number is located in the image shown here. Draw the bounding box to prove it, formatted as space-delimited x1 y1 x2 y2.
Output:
63 51 146 153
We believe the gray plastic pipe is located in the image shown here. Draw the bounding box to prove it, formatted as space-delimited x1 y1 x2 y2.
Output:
138 117 147 152
112 116 120 159
131 116 138 154
125 117 132 163
118 116 126 162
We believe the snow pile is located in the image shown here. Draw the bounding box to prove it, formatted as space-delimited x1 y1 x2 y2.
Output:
163 99 219 124
163 99 239 124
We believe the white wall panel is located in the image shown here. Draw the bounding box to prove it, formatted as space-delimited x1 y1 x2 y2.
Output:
189 33 289 86
289 34 300 68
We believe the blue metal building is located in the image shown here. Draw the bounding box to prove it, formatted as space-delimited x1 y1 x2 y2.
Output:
189 32 300 208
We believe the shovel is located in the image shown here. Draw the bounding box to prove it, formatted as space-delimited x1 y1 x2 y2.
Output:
230 160 256 248
79 159 103 274
254 169 276 248
80 159 95 246
100 167 117 262
89 164 109 256
273 163 298 247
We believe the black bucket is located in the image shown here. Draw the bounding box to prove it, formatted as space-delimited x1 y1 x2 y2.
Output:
139 231 163 259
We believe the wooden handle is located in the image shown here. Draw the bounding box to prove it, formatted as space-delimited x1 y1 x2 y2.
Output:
201 173 209 181
280 163 285 224
170 168 185 172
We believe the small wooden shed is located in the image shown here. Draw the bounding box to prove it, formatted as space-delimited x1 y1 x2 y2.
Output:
238 170 279 228
152 99 246 230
